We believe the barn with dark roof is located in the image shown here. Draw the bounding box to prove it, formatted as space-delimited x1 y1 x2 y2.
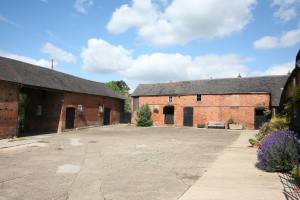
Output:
0 56 125 139
131 75 288 129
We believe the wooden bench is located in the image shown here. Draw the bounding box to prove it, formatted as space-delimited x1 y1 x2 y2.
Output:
207 121 225 129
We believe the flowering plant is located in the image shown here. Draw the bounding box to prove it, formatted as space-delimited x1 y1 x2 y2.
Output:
257 130 299 172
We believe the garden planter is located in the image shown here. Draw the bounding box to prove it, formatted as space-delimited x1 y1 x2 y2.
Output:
229 123 243 130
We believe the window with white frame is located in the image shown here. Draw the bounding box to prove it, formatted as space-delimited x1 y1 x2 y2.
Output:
168 96 173 103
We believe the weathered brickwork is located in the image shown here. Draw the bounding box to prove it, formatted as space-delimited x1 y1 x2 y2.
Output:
0 82 124 139
59 92 123 131
0 81 19 138
132 94 270 129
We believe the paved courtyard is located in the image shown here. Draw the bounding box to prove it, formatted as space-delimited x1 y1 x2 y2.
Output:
0 126 240 200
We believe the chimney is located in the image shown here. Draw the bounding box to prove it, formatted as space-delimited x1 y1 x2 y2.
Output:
51 59 54 70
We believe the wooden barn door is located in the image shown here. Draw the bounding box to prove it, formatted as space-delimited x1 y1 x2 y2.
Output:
183 107 193 127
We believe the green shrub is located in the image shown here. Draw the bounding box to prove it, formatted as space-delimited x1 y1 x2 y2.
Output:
255 116 289 143
227 117 234 125
197 124 205 128
136 104 153 127
248 138 257 146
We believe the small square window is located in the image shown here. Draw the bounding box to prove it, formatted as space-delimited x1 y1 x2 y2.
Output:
168 96 173 103
196 94 202 102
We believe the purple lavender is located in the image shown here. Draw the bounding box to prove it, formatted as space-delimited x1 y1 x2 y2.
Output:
257 130 299 172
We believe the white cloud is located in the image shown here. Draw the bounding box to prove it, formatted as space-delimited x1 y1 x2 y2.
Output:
42 42 76 63
253 27 300 49
81 38 249 82
74 0 93 14
0 15 20 28
81 38 133 73
0 50 52 68
107 0 256 46
272 0 300 22
263 61 294 75
274 7 296 21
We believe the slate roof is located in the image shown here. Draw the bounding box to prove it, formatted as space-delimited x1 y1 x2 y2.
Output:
132 75 289 106
0 56 125 99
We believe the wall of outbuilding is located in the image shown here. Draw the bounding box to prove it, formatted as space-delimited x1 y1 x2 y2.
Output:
22 88 63 134
0 80 124 139
0 81 19 138
132 93 270 129
59 92 123 131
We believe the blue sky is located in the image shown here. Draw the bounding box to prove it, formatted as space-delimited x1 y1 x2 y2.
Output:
0 0 300 91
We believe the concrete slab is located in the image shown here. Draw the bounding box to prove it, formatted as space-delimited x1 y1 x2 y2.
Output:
179 131 286 200
0 126 239 200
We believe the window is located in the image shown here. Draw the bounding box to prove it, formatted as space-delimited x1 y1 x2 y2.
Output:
98 105 103 113
36 105 42 116
133 97 139 111
168 96 173 103
78 105 83 112
196 94 202 102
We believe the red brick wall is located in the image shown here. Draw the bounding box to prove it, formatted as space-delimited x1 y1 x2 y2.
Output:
59 92 123 131
0 81 19 138
132 94 270 129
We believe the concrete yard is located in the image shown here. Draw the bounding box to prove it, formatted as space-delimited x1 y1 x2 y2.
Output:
0 126 239 200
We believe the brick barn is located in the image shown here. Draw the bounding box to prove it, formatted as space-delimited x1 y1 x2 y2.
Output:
131 75 288 129
0 56 125 139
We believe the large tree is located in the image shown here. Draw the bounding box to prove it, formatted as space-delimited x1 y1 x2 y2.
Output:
105 80 131 112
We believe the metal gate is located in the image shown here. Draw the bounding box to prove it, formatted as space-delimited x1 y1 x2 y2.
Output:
165 114 174 124
164 106 174 125
120 112 132 124
183 107 193 127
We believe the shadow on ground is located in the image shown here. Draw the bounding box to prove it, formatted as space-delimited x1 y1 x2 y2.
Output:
278 173 300 200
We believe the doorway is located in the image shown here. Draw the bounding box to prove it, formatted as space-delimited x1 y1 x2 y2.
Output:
103 107 111 125
163 106 174 125
254 108 266 129
183 107 193 127
65 107 75 129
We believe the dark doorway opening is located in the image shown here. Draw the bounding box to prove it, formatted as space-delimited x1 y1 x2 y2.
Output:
163 106 174 125
103 107 111 125
254 108 266 129
183 107 194 127
65 107 75 129
18 87 63 137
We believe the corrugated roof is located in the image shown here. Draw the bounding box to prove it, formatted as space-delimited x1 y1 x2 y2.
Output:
0 56 125 99
132 75 288 106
